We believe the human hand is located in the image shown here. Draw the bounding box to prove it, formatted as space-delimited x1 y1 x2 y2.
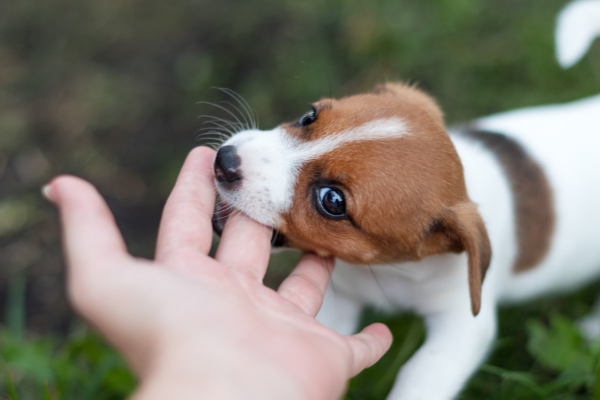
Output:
44 147 392 400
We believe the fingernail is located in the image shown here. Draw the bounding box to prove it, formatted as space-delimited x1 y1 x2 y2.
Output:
41 183 54 202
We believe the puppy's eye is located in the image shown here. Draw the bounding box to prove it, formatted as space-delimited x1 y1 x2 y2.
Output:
316 187 346 218
298 105 318 126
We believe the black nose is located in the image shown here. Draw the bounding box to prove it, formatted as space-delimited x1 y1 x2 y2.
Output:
214 145 242 184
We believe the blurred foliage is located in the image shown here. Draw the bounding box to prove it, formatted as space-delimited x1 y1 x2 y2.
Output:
1 327 135 400
1 0 600 398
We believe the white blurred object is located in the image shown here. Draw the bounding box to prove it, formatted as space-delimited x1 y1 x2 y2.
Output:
556 0 600 68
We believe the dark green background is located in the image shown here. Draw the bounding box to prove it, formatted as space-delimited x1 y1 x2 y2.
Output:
1 0 600 398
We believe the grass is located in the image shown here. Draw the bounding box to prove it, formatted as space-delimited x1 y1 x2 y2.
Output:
1 327 135 400
1 265 135 400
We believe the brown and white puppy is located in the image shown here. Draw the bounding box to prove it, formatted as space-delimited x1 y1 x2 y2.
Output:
210 3 600 398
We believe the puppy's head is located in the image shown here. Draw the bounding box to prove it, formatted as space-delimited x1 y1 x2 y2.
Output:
212 83 491 315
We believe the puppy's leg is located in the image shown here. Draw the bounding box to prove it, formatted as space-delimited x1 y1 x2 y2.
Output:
386 302 497 400
316 284 363 335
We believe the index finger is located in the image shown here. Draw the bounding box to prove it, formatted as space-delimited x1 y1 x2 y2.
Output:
214 211 272 281
155 147 217 261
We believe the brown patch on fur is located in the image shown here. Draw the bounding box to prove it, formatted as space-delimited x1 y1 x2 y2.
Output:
461 128 555 273
276 82 491 315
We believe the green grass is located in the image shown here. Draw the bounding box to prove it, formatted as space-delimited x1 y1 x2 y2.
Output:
0 327 135 400
1 267 135 400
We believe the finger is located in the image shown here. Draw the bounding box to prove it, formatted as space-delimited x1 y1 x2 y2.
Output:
45 175 129 274
214 210 272 281
155 146 217 261
278 254 334 316
345 323 393 377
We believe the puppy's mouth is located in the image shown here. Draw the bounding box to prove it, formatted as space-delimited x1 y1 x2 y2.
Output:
211 198 232 237
211 199 288 248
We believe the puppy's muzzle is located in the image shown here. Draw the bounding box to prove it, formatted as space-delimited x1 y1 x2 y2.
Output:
211 145 288 247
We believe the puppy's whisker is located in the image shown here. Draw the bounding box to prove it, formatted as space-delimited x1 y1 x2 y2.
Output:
221 209 243 226
196 131 230 142
198 123 233 132
369 264 392 306
197 129 228 137
197 101 247 134
198 123 235 135
198 124 239 140
199 120 238 136
197 129 237 144
212 205 238 219
329 265 338 313
213 213 236 221
198 113 241 126
213 205 237 217
204 142 225 150
322 256 334 278
216 87 259 130
382 261 416 276
218 88 256 129
197 134 229 147
226 211 249 234
220 100 252 131
324 66 333 100
197 129 233 141
203 139 224 146
198 114 243 134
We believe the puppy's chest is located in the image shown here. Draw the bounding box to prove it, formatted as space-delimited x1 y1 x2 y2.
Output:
333 253 470 312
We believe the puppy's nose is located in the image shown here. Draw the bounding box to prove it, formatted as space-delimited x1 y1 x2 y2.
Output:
214 145 242 184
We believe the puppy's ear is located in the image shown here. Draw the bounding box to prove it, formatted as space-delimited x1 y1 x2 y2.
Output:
372 82 444 125
372 82 417 97
422 202 492 316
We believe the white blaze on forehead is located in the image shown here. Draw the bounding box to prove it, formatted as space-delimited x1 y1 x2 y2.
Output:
217 117 408 227
295 117 408 160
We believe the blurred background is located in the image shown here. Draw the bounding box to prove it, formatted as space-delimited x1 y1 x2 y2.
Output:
1 0 599 399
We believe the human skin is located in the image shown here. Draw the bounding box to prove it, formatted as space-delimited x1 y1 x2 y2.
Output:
43 146 393 400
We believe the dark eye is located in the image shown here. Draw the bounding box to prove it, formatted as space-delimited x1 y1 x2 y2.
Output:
298 105 318 126
316 187 346 218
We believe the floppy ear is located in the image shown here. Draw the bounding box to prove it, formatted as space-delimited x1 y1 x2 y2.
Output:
422 201 492 316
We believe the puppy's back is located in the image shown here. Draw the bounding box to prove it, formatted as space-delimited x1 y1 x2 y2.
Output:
477 95 600 302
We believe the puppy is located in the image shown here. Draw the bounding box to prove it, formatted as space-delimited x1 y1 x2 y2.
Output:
211 2 600 398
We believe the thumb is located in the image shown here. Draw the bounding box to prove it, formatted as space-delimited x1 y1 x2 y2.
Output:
345 323 393 377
